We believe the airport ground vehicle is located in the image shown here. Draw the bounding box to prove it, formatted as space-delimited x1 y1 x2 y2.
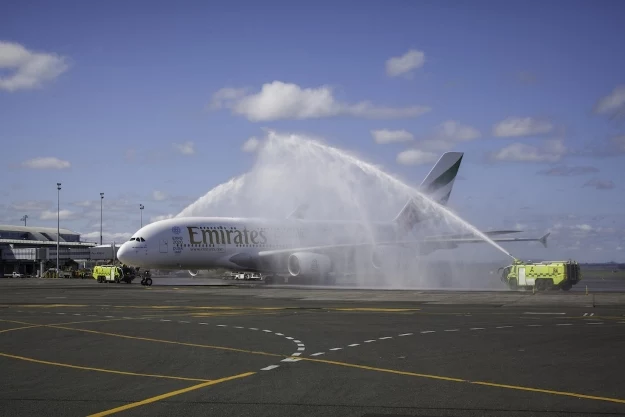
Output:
139 269 152 286
499 258 581 291
93 265 131 283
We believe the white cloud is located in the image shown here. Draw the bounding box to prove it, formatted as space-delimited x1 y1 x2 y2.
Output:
371 129 414 144
575 224 593 232
209 87 248 110
418 120 481 151
492 117 553 137
242 136 260 152
594 85 625 117
385 49 425 77
81 231 132 243
583 179 615 190
22 157 70 170
40 209 75 220
396 149 438 166
150 214 174 223
173 141 195 155
210 81 430 122
9 200 51 211
612 135 625 152
152 190 167 201
489 139 567 163
0 41 69 92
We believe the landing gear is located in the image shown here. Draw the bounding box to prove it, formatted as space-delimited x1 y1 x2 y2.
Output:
140 277 152 286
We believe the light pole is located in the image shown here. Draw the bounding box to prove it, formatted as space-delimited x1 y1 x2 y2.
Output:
21 215 28 227
139 204 144 228
56 183 61 278
100 193 104 245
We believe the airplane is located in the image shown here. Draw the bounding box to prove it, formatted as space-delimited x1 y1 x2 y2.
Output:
117 152 550 284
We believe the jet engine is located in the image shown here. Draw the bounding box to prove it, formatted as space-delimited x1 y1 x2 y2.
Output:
287 252 332 278
188 270 199 277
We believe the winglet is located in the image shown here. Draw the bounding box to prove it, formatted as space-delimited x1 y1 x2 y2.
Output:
287 204 309 220
539 232 550 248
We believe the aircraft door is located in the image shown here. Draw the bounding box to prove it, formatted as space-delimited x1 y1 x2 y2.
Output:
159 239 168 253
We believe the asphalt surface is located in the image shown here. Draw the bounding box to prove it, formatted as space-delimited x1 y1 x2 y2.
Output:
1 278 625 417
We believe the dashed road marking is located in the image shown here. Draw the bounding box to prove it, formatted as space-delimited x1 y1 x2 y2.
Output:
364 339 375 343
470 328 485 330
398 333 412 336
348 343 359 347
310 352 325 356
444 329 459 332
527 325 542 327
556 323 573 326
587 322 603 325
379 336 393 340
496 326 513 329
260 365 279 371
262 329 272 333
329 348 342 351
421 330 435 334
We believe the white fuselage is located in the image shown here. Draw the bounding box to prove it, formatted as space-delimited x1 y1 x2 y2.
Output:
117 217 398 271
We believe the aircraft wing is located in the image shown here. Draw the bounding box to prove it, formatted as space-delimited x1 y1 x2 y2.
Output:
226 232 550 270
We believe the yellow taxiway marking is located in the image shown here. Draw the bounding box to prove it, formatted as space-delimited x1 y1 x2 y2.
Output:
0 352 212 382
87 372 255 417
298 357 625 405
0 325 42 334
0 318 285 359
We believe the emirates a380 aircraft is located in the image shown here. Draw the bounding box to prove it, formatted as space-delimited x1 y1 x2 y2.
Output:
117 152 548 284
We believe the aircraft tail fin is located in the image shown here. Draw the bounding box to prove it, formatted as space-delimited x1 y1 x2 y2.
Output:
393 152 464 232
419 151 463 205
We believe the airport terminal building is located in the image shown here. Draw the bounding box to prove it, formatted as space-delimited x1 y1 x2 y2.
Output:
0 225 120 276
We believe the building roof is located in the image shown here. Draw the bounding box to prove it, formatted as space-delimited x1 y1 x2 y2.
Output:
0 224 79 236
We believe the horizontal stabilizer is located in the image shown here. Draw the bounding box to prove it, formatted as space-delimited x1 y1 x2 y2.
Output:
539 232 550 248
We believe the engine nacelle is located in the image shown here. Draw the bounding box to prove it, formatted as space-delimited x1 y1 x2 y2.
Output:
188 270 199 277
287 252 332 278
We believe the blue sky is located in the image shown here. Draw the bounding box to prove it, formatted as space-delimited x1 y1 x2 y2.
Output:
1 0 624 262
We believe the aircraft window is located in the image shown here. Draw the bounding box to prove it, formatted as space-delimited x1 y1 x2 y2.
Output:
130 238 136 241
140 238 146 242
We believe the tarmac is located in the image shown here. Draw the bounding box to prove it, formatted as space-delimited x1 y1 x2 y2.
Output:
1 277 624 417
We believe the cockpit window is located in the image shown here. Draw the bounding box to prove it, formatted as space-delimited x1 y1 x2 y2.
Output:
140 237 146 242
130 238 136 241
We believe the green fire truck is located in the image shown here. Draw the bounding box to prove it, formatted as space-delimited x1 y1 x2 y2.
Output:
499 258 582 291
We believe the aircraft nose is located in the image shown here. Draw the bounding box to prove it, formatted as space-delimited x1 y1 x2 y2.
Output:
117 242 133 265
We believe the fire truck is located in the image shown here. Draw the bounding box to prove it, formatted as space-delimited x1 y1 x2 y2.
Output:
499 258 582 291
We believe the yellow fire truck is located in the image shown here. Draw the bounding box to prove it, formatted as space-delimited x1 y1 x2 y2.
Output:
499 258 582 291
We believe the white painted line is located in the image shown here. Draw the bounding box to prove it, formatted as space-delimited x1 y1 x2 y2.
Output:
556 323 573 326
123 317 132 319
249 328 258 330
329 348 342 351
524 312 565 315
292 352 302 357
444 329 459 332
261 365 280 371
379 336 393 340
199 322 208 325
587 322 603 325
297 343 305 347
348 343 359 347
179 321 190 324
105 316 113 318
275 333 284 336
421 330 435 334
217 324 227 327
364 339 376 343
293 340 301 343
527 324 542 327
496 326 513 329
57 313 65 315
310 352 325 356
235 326 243 329
297 347 305 351
398 333 413 336
619 321 625 324
73 314 81 316
262 329 272 333
281 358 302 362
161 319 171 322
286 337 294 340
470 328 485 330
